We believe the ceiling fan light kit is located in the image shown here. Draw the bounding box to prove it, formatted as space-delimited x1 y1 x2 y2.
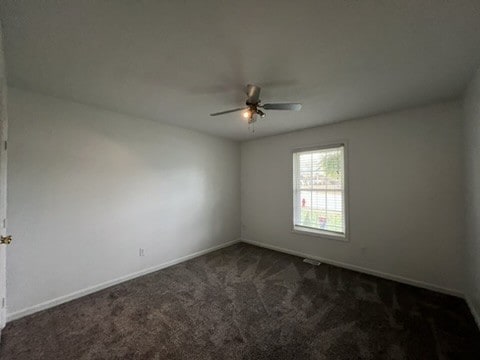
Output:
210 84 302 130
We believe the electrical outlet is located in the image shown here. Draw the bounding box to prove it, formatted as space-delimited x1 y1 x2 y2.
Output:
139 248 145 257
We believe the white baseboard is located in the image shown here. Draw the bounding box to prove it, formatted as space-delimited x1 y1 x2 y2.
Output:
466 296 480 330
241 238 463 298
7 238 241 322
7 238 468 323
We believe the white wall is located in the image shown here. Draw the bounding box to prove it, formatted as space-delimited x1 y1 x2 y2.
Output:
241 102 464 294
5 86 469 321
0 23 7 329
464 66 480 324
7 88 240 318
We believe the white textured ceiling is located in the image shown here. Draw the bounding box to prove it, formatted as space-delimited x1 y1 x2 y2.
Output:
1 0 480 140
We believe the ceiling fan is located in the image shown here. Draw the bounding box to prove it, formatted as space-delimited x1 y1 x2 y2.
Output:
210 84 302 124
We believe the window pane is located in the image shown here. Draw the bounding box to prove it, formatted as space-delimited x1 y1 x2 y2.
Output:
293 145 345 235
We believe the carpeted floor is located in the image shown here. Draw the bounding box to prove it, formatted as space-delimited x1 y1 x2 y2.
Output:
1 243 479 359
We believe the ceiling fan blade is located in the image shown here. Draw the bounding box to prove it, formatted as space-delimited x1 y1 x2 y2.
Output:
246 84 261 104
262 103 302 111
210 107 247 116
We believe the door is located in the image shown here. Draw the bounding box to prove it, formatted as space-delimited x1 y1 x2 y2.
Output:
0 22 10 334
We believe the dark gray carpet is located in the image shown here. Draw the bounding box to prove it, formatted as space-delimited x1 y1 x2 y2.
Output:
1 243 479 359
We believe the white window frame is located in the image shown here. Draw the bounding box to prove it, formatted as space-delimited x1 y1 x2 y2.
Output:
291 141 349 241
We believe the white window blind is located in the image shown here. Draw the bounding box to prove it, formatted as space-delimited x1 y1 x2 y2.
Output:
293 145 346 236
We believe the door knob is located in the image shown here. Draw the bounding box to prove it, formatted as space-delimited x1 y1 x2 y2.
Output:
0 235 12 245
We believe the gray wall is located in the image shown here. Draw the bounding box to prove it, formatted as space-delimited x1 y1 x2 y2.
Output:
464 67 480 325
7 88 240 318
241 102 464 294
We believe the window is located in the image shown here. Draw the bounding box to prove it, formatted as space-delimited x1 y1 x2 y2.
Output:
293 144 346 238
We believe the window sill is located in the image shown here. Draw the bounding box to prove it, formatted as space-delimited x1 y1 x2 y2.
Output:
292 226 348 242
